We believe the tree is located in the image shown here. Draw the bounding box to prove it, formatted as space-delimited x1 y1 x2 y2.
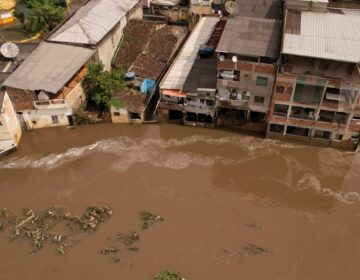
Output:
16 0 67 34
85 63 126 111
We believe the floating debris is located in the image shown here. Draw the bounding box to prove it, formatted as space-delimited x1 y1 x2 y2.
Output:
242 243 272 255
101 247 119 255
57 244 67 255
244 223 263 230
139 211 163 229
74 205 112 232
0 205 112 254
128 247 138 252
117 232 140 245
153 271 185 280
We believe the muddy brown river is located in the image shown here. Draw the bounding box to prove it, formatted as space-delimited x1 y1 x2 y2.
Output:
0 124 359 280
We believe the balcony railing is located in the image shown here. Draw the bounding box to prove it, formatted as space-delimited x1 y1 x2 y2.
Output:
290 114 315 120
34 99 68 110
273 112 287 117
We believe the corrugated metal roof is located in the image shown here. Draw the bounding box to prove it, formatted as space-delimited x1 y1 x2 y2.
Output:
234 0 283 20
151 0 180 6
160 16 220 90
283 9 360 63
216 17 282 58
3 42 95 94
48 0 139 45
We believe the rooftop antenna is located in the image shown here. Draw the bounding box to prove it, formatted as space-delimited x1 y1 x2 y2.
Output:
1 42 19 59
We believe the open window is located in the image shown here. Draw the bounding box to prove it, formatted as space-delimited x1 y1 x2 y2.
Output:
290 106 315 120
273 104 289 117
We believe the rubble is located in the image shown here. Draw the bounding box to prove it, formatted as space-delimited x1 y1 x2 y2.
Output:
139 211 163 229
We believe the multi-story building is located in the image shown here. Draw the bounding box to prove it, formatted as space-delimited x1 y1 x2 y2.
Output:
159 16 220 123
182 19 226 127
215 16 282 132
267 2 360 150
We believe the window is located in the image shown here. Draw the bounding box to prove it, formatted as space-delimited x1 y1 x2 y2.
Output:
353 115 360 121
200 99 205 104
206 100 214 106
334 134 343 141
51 115 59 124
113 112 120 116
273 104 289 117
276 86 285 93
313 130 331 140
293 84 324 104
286 126 310 137
0 120 2 127
254 96 265 104
324 87 341 104
318 110 348 124
269 124 285 134
256 76 268 86
186 97 192 102
290 106 315 120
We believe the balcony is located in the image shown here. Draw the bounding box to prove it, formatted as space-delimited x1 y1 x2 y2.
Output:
34 99 68 110
184 103 214 114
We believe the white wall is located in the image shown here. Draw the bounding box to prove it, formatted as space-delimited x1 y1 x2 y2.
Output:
0 92 22 150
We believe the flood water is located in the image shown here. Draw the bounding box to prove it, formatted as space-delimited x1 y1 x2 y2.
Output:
0 124 359 280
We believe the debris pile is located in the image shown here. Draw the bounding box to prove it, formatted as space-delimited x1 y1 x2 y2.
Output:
154 271 185 280
139 211 163 229
0 205 112 254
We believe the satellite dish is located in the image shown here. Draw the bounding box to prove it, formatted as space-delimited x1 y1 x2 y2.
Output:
211 9 216 14
1 42 19 59
219 55 225 62
232 55 238 63
225 0 239 15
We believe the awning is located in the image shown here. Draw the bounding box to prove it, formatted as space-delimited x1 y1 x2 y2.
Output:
162 89 186 98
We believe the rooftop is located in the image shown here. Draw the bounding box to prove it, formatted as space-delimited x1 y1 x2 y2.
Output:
48 0 139 46
283 8 360 63
216 17 282 58
3 42 95 94
113 20 186 80
116 89 147 114
182 58 218 92
160 16 220 91
151 0 181 6
233 0 283 20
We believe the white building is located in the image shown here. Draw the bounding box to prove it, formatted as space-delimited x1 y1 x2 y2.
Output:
0 91 22 153
48 0 143 71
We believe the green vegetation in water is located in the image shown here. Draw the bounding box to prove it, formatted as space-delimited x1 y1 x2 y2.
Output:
139 211 163 229
153 271 184 280
85 63 126 111
0 205 112 253
101 247 119 255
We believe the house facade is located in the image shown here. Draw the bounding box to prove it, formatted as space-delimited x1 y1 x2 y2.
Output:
3 42 95 130
159 16 220 123
48 0 143 71
267 4 360 150
0 90 22 154
215 17 282 132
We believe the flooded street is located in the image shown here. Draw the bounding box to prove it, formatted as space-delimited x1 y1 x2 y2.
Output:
0 124 360 279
